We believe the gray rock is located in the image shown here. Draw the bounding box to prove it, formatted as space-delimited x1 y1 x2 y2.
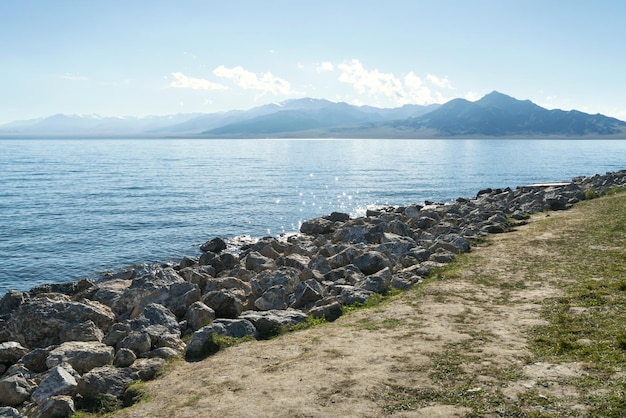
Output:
117 332 152 356
357 274 389 294
129 281 201 319
7 298 115 348
77 366 136 400
327 247 360 269
0 342 29 366
59 320 105 343
184 327 219 360
291 279 324 309
0 374 34 406
211 318 258 339
207 253 238 275
340 286 374 305
102 322 131 347
185 301 216 332
0 407 23 417
129 358 165 381
144 347 180 360
32 395 75 418
323 212 350 222
113 348 136 368
0 291 27 317
21 348 51 373
354 251 389 275
240 310 308 338
202 290 243 319
245 252 276 272
308 300 342 321
203 277 251 295
128 303 181 339
251 267 301 298
279 253 310 271
45 341 114 374
31 365 78 404
200 237 227 253
300 218 334 235
254 286 289 311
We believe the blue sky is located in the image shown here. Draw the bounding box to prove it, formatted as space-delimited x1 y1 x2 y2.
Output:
2 0 626 124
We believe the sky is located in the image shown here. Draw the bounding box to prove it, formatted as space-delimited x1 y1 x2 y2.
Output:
1 0 626 124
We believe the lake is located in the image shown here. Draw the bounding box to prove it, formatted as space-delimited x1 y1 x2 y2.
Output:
1 138 625 296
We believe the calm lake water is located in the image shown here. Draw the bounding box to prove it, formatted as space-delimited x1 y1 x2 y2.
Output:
1 138 625 295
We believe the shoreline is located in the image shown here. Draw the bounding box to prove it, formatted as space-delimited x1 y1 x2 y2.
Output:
1 170 625 416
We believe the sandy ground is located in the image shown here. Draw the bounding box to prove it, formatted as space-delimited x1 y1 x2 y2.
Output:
114 209 587 417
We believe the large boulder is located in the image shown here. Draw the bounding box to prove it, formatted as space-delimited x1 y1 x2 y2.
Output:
202 290 244 319
0 374 34 407
31 395 75 418
7 298 115 348
290 279 324 309
127 303 182 347
0 342 29 367
245 252 276 273
45 341 114 374
300 218 334 235
200 237 227 253
185 301 216 332
129 281 201 319
240 310 308 338
251 267 301 298
185 319 257 360
0 291 27 317
254 286 290 311
353 251 389 276
31 364 78 404
76 366 136 401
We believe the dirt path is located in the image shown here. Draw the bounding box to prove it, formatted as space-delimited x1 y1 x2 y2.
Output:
114 209 589 417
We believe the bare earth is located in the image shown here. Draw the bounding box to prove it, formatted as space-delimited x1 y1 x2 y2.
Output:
114 209 588 417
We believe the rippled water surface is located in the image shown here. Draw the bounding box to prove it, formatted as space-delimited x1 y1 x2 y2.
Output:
1 138 625 295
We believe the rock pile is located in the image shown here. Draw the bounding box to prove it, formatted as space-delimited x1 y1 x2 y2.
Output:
0 170 624 417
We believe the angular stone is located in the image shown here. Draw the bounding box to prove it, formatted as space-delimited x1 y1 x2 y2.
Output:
31 365 78 404
32 395 75 418
113 348 137 368
0 374 34 406
60 320 105 342
200 237 227 253
211 318 258 339
240 310 308 338
354 251 389 275
0 407 23 417
117 332 152 356
300 218 333 235
291 279 324 309
0 342 29 366
77 366 137 400
245 251 276 273
46 341 115 374
202 290 243 319
185 301 216 332
254 286 289 311
308 300 342 322
7 298 115 348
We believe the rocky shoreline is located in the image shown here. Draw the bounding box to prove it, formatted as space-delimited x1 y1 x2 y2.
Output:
1 170 625 417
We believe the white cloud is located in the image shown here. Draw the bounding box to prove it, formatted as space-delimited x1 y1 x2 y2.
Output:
170 72 228 90
338 59 405 99
464 91 481 101
337 59 450 106
58 72 88 81
426 74 452 89
213 65 292 95
316 61 334 73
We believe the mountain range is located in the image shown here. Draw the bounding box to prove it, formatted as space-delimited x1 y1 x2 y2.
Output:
2 92 625 138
